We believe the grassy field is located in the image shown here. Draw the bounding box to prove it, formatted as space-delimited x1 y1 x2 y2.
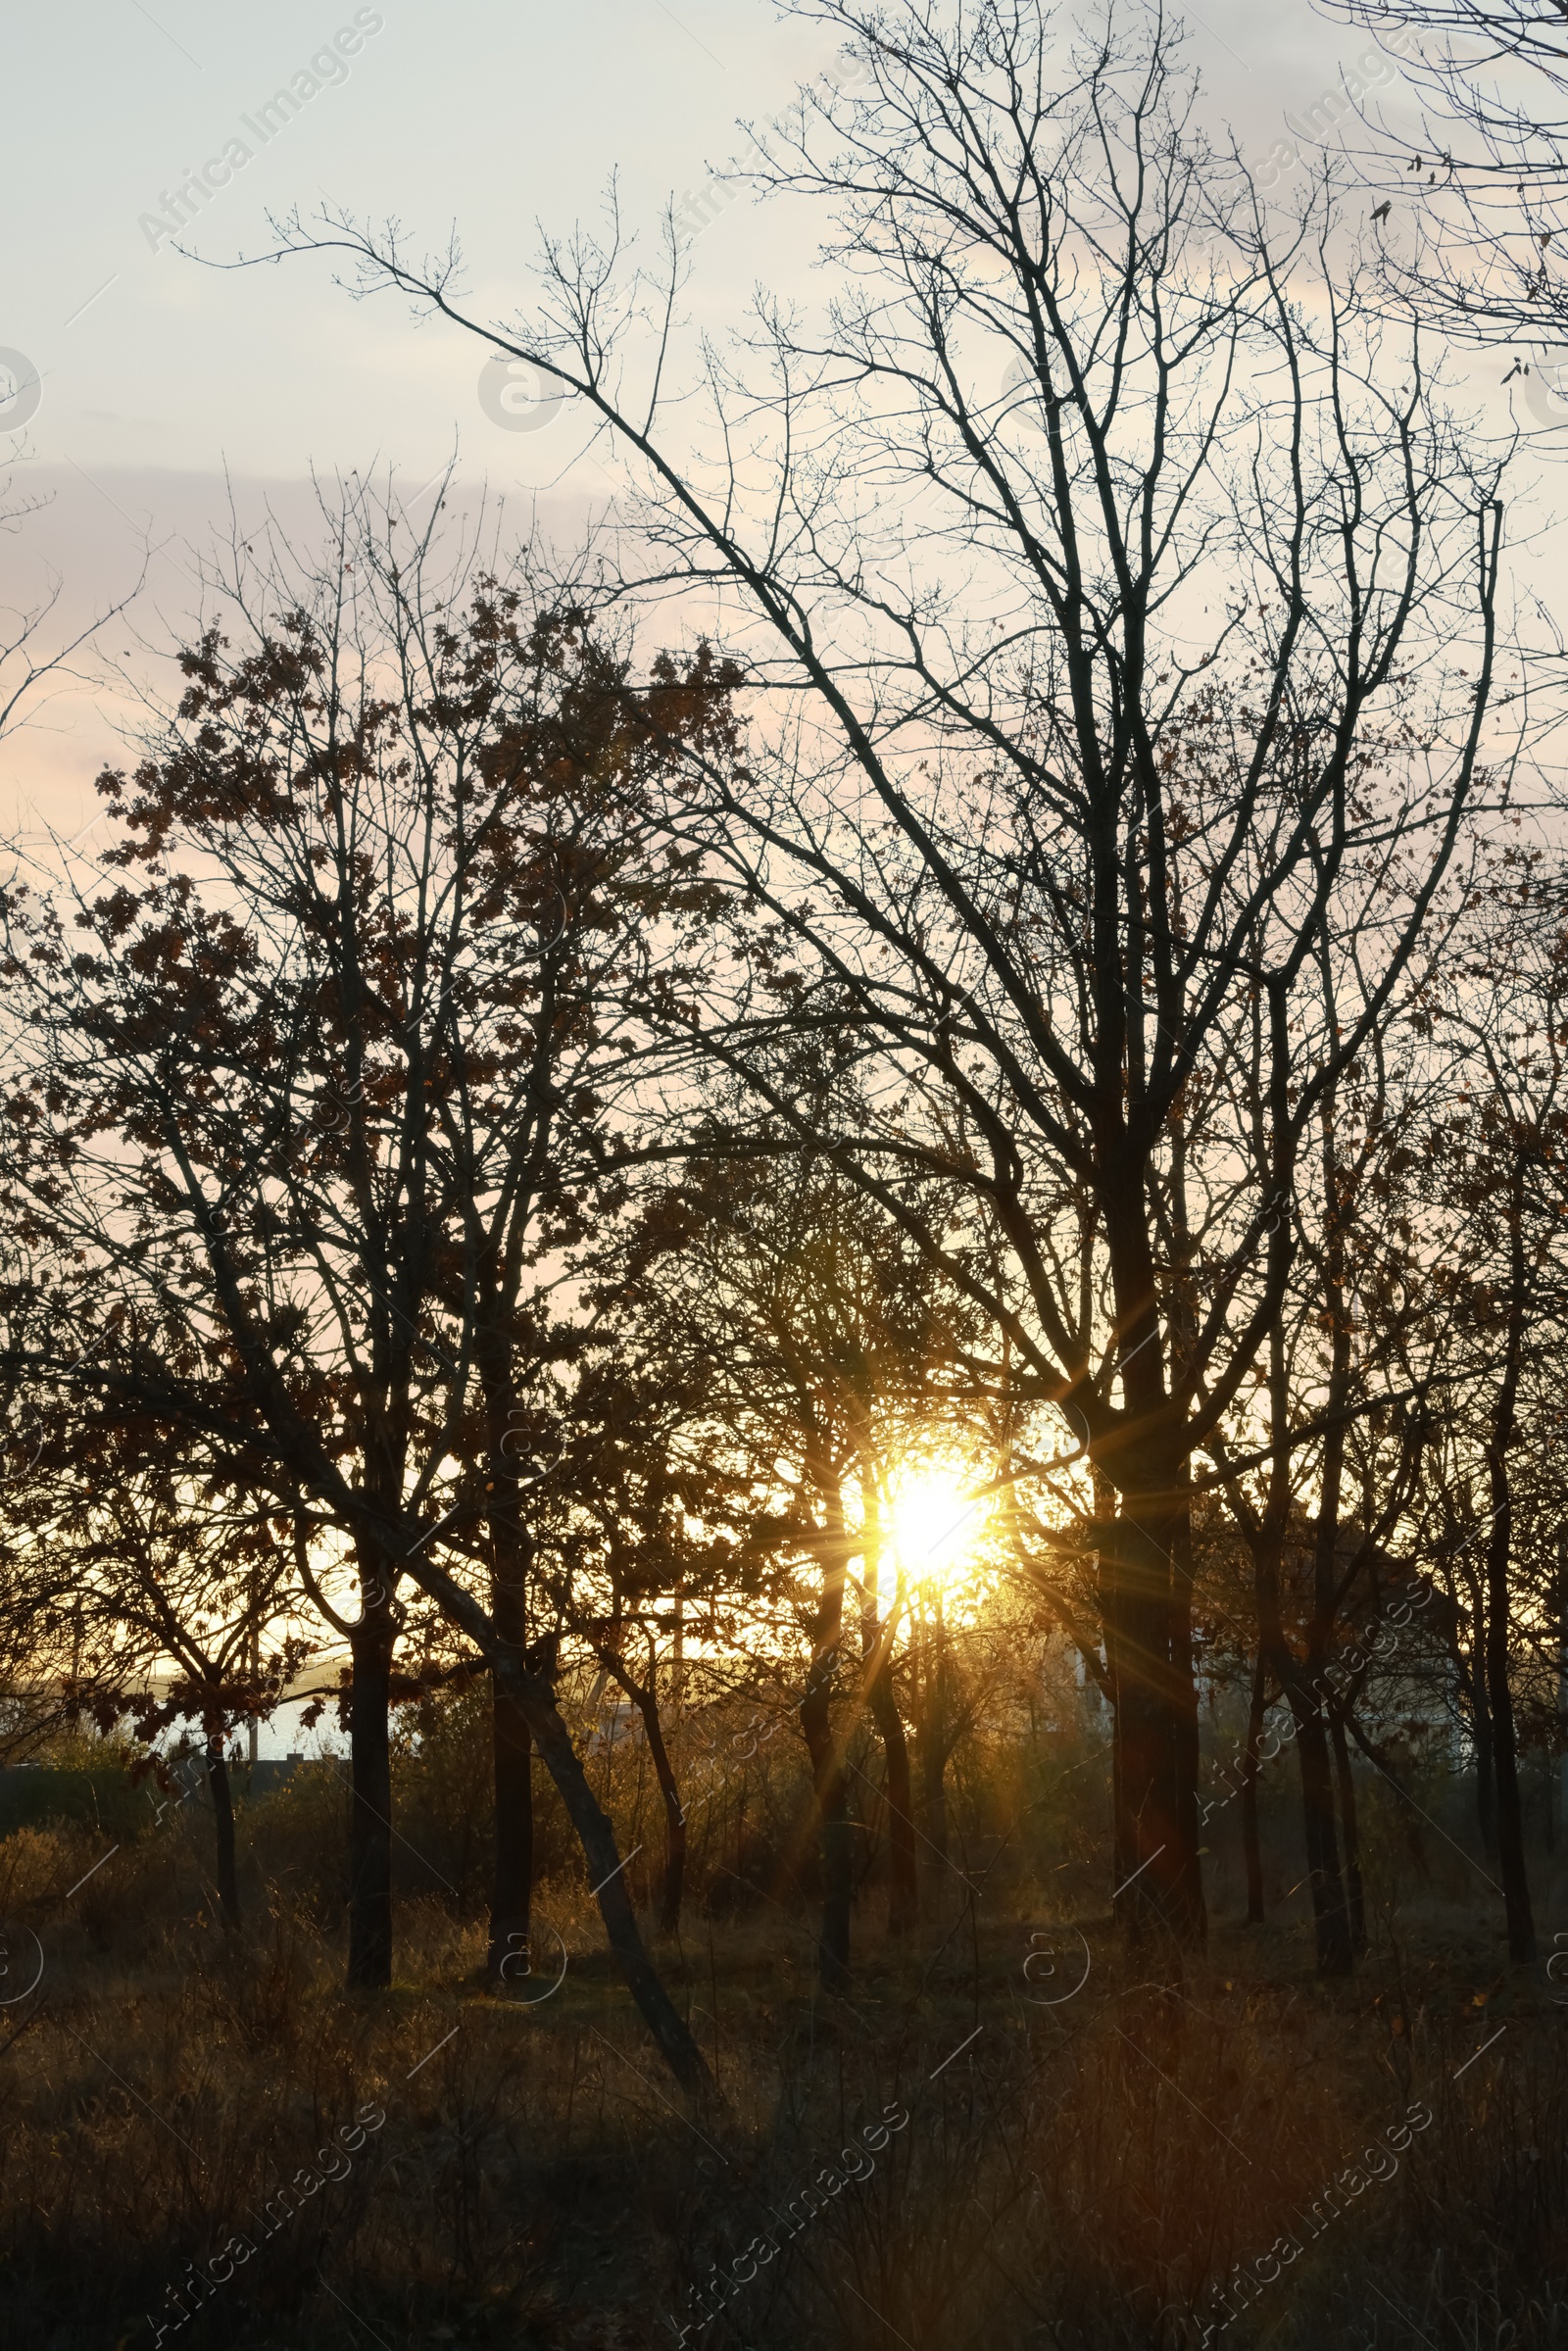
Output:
0 1748 1563 2351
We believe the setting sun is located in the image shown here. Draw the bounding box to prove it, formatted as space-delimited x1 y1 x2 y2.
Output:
888 1468 987 1587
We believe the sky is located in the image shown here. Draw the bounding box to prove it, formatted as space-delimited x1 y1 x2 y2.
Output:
6 0 1565 1761
4 0 1566 845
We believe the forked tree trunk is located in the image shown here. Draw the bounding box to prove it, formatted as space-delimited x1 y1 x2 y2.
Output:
346 1550 397 1990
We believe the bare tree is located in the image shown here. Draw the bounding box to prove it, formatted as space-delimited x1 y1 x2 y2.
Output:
1325 0 1568 346
619 1136 957 1984
548 1347 751 1937
1403 847 1568 1957
269 1 1515 1951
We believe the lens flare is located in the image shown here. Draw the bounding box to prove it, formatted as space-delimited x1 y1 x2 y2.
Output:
888 1468 984 1586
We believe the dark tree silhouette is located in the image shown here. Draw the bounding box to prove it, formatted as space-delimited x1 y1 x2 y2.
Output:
0 488 735 2092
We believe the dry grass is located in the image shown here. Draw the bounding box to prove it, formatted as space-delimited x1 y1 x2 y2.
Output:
0 1758 1563 2350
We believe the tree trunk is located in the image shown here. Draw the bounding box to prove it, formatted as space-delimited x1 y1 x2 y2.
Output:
1300 1071 1355 1976
489 1570 534 1984
1099 1497 1205 1951
800 1638 854 1991
919 1739 950 1871
600 1644 687 1934
500 1656 715 2100
1556 1531 1568 1857
652 1729 687 1935
1284 1662 1353 1977
346 1507 714 2100
1094 1175 1205 1958
868 1658 917 1935
860 1483 916 1936
346 1566 396 1991
490 1691 534 1982
1329 1705 1366 1956
1486 1161 1537 1962
1240 1654 1267 1926
1238 1508 1348 1969
205 1737 240 1937
1472 1611 1499 1860
1169 1489 1205 1935
482 1371 536 1985
1250 1545 1351 1975
800 1470 854 1991
913 1592 954 1879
